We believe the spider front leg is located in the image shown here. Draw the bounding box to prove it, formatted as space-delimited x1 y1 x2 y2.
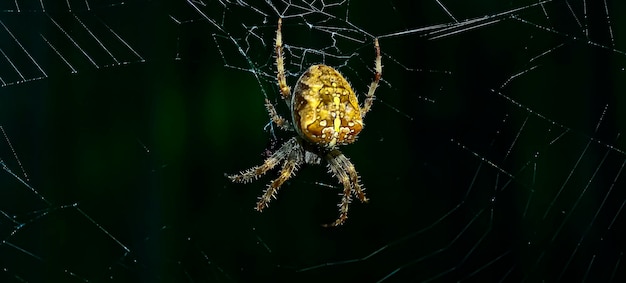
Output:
360 38 382 118
256 154 300 211
333 151 368 203
227 137 297 183
323 150 368 227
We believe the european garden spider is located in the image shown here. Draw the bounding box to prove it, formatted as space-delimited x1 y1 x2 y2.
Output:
227 18 382 226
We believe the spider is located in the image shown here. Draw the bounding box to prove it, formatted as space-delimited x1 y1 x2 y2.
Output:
227 18 382 226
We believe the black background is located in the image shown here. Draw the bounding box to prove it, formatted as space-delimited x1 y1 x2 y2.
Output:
1 0 625 282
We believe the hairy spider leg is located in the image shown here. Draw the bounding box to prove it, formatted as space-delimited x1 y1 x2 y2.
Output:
332 150 368 203
324 150 357 227
256 153 300 211
275 18 291 100
227 18 381 227
227 137 298 183
360 38 382 117
264 98 292 131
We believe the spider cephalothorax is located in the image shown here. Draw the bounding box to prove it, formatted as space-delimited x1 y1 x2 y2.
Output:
227 18 381 226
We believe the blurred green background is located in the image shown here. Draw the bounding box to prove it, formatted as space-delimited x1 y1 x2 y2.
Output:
1 0 626 282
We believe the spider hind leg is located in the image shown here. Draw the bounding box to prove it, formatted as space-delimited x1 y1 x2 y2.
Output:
275 18 291 100
360 38 382 118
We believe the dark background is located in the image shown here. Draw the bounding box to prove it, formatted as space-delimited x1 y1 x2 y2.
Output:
1 0 625 282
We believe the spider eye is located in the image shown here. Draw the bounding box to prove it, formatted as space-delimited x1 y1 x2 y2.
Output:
291 65 363 148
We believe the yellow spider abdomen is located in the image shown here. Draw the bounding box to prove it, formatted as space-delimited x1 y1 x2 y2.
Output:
291 65 363 148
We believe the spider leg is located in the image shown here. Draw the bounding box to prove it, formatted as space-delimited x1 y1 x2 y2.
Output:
256 155 300 211
323 150 357 227
227 137 297 183
264 98 292 131
276 18 291 100
331 150 368 203
360 38 382 118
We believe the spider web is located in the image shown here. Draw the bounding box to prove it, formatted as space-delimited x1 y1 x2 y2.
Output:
1 0 626 282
